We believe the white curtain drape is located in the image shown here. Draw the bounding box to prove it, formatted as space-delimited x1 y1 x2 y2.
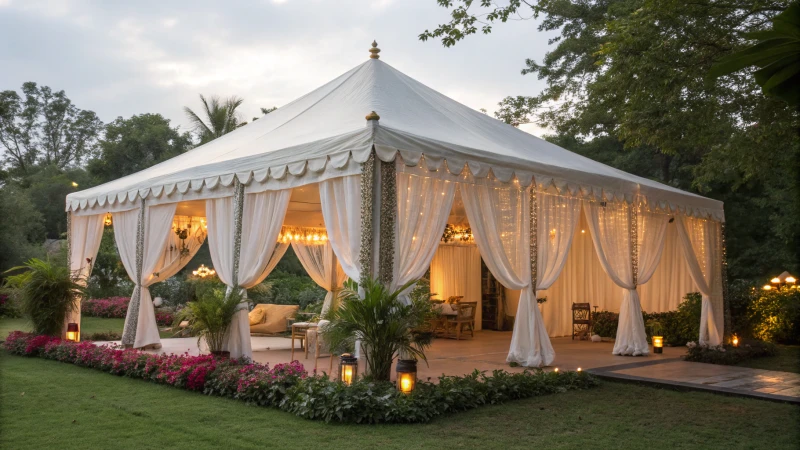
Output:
115 203 177 349
207 189 291 359
430 244 482 329
393 172 456 295
676 215 723 346
319 175 362 282
535 193 581 294
152 216 206 283
584 200 650 356
292 241 347 315
67 213 105 340
461 182 553 367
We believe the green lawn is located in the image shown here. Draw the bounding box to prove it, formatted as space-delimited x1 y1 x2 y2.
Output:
736 344 800 374
1 353 797 449
0 317 173 340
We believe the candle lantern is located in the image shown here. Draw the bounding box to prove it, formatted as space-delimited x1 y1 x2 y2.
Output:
339 353 358 386
652 336 664 353
66 323 79 342
396 359 417 394
732 336 739 347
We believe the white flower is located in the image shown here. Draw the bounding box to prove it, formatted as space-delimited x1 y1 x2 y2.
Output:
686 341 697 349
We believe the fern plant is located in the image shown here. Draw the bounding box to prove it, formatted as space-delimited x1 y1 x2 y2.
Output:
3 258 85 336
186 288 241 354
321 277 437 381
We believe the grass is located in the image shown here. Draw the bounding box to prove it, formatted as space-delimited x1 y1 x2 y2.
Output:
1 353 798 449
0 317 173 340
735 344 800 374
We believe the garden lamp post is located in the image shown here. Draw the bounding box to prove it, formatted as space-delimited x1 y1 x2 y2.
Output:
652 336 664 354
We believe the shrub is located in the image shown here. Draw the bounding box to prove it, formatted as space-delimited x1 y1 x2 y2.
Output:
591 311 619 338
83 331 122 341
2 331 598 424
0 293 22 318
683 340 777 365
3 258 85 336
748 286 800 344
185 288 241 353
82 297 130 318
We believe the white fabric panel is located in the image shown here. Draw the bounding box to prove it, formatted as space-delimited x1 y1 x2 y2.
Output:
151 216 206 283
67 213 105 340
206 196 236 286
115 203 177 349
393 172 456 294
292 241 347 315
430 244 482 329
676 216 723 346
68 59 723 222
540 217 699 336
584 201 648 356
536 193 581 292
460 182 554 367
637 210 670 286
319 175 362 282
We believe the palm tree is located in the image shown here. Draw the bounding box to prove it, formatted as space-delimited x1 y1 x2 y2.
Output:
184 94 245 144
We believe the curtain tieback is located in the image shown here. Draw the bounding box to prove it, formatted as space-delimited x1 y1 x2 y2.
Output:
235 302 249 312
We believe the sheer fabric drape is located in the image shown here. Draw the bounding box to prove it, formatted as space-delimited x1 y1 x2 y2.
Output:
676 215 723 346
319 175 362 282
152 216 206 283
115 203 177 349
206 189 291 359
67 213 105 340
430 244 482 329
393 172 455 294
461 182 553 367
292 241 347 315
584 201 649 355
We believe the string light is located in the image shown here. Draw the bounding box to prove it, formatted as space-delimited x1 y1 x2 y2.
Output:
279 227 328 244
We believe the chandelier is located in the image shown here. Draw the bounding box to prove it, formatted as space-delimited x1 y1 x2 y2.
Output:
278 227 328 245
441 224 474 243
192 264 216 278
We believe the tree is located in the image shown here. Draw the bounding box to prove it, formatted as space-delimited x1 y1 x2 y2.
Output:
184 95 245 144
0 82 102 176
0 184 45 276
88 113 193 184
252 106 277 122
422 0 799 278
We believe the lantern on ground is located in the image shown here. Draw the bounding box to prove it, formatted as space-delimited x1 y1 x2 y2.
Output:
66 323 79 342
396 359 417 394
339 353 358 386
732 336 739 348
652 336 664 354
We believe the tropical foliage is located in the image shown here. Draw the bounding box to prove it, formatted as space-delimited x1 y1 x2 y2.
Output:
181 288 242 353
2 258 84 336
184 94 245 144
322 277 437 381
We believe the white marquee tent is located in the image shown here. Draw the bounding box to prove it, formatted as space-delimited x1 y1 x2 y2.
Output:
66 43 726 365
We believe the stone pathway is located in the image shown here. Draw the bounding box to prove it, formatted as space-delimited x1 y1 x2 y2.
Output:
589 358 800 404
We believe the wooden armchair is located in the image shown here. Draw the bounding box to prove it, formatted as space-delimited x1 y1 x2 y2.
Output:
572 302 592 340
443 301 477 340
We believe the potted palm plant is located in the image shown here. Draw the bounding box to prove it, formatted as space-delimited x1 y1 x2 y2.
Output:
184 288 242 357
321 277 437 381
3 258 85 337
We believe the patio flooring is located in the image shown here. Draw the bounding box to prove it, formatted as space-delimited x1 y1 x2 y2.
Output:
101 330 799 403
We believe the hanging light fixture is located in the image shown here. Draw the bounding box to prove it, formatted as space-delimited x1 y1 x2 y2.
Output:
104 213 112 227
338 353 358 385
192 264 216 278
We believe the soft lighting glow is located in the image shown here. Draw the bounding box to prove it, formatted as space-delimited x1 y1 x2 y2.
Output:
577 367 582 372
786 276 796 284
279 227 329 244
554 368 559 373
104 213 112 227
66 323 79 342
652 335 664 353
763 285 773 291
192 264 216 278
581 229 585 234
339 353 358 386
732 336 739 347
71 181 79 187
396 360 417 394
771 277 781 284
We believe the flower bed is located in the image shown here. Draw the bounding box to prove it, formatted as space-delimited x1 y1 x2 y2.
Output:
3 331 598 424
683 340 778 365
82 297 173 326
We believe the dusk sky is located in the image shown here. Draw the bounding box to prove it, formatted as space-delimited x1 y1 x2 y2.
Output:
0 0 557 136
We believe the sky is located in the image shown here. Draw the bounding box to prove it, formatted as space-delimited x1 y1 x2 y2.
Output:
0 0 557 137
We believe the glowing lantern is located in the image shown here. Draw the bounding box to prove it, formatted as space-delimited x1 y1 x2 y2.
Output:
786 276 796 284
104 213 112 226
762 285 772 291
771 277 781 284
396 359 417 394
66 323 79 342
732 336 739 347
652 336 664 353
339 353 358 386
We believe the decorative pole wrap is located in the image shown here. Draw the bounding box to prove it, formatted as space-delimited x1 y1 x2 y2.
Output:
721 222 730 338
629 201 639 287
231 178 245 290
528 184 538 291
378 159 396 286
358 151 375 286
66 211 72 268
122 198 147 347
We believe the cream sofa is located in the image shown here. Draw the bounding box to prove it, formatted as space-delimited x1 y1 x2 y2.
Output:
249 304 299 335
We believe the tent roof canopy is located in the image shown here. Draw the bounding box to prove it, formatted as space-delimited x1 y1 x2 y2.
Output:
67 49 723 221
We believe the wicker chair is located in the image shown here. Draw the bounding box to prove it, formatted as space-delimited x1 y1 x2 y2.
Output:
443 301 477 340
304 320 335 373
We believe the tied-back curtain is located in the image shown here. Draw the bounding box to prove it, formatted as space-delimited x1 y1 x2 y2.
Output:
461 182 553 367
67 213 105 340
637 210 670 286
584 200 648 356
676 215 722 346
152 216 207 283
292 241 347 315
393 172 456 294
536 193 581 292
115 203 177 349
207 189 291 359
319 175 362 282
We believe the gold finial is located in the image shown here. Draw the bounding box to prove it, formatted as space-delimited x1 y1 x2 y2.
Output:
369 40 380 59
365 111 380 121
